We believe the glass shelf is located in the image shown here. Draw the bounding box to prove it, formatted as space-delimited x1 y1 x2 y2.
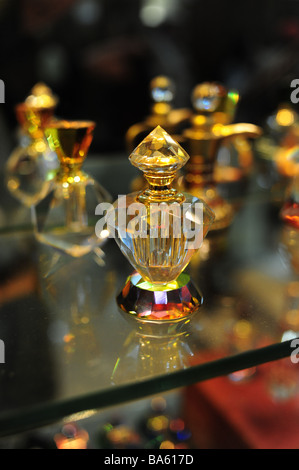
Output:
0 156 298 437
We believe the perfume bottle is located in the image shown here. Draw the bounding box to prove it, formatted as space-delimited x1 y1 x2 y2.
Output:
32 120 112 257
182 82 261 230
109 126 215 323
255 103 298 171
6 83 59 207
255 104 299 200
127 76 191 193
126 76 191 153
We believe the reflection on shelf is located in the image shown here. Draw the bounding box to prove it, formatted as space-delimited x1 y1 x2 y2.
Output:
37 245 114 395
0 153 299 435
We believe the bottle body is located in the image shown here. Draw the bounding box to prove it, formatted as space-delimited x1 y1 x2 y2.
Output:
110 191 214 286
33 172 111 257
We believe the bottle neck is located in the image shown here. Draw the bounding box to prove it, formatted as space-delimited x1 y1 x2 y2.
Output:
27 136 47 152
137 172 184 203
56 162 84 183
25 126 44 141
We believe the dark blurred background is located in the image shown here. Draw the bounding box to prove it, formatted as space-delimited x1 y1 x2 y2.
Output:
0 0 299 157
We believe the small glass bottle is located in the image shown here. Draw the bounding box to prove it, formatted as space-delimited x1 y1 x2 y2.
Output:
126 76 191 193
6 83 59 207
32 120 112 257
182 82 261 231
125 75 191 152
108 125 215 324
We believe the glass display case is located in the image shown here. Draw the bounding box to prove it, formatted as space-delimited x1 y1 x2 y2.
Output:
0 152 298 438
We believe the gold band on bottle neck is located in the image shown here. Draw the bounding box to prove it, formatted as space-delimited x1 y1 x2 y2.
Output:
137 172 185 203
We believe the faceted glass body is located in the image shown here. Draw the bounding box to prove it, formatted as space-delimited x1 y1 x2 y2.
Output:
33 172 110 257
117 272 203 320
110 191 214 286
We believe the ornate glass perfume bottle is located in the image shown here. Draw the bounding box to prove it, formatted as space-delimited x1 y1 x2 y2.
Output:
6 83 59 206
32 120 111 257
109 126 215 323
126 75 191 152
182 82 261 230
255 104 299 200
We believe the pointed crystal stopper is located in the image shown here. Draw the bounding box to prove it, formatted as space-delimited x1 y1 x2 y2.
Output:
25 82 58 109
150 76 175 104
129 125 189 174
192 82 227 113
191 82 239 123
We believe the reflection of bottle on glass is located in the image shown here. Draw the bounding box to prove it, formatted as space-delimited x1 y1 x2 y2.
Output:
227 319 257 383
5 83 60 207
111 328 196 385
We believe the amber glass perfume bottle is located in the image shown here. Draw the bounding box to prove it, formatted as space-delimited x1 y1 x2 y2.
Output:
182 82 261 230
109 126 215 323
32 120 111 257
127 76 191 193
6 83 59 206
126 75 191 152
